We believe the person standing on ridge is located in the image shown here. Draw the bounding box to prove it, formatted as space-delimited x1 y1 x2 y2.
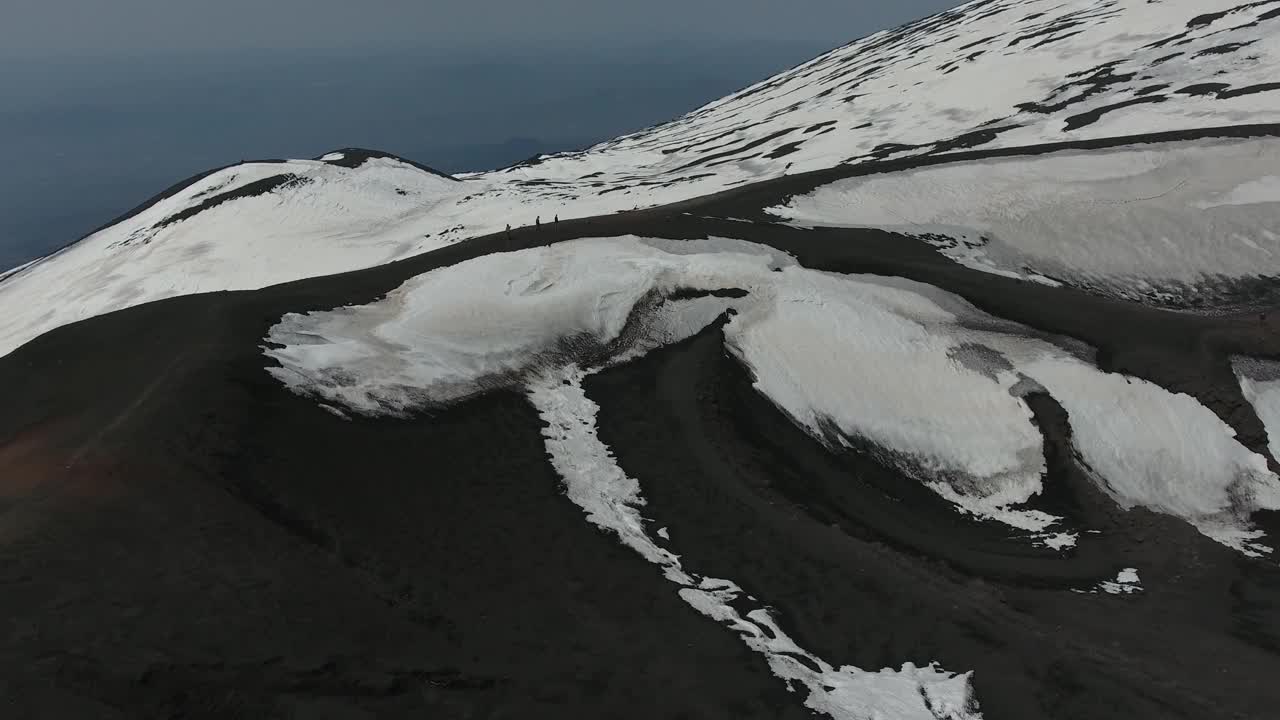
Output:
536 216 541 229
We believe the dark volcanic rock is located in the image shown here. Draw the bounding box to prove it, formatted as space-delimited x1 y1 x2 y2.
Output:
5 125 1280 719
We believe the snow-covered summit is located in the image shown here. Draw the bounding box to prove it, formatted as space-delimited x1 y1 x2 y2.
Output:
501 0 1280 199
0 152 461 354
2 0 1279 358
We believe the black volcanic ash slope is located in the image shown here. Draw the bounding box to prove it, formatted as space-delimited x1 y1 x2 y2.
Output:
4 129 1280 718
3 0 1280 717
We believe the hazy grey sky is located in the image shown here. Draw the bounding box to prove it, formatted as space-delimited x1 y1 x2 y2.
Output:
4 0 959 57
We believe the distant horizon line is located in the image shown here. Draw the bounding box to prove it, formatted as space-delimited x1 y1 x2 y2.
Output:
0 36 841 64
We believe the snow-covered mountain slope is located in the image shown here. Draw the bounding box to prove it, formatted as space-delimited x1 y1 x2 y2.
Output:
2 0 1280 359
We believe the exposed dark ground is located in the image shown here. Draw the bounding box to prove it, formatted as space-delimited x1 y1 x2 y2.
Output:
4 126 1280 719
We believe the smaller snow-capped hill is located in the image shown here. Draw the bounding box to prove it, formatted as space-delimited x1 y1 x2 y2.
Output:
0 151 461 351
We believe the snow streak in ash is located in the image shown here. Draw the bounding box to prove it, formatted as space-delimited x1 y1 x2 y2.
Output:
4 0 1280 358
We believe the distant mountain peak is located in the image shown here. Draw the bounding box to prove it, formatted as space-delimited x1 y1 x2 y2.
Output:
315 148 458 180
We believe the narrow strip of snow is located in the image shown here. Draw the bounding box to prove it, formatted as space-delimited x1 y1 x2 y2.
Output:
527 368 982 720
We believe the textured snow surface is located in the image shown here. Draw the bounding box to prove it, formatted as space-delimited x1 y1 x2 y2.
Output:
770 137 1280 300
1235 356 1280 460
266 237 1280 555
266 237 784 415
718 270 1059 538
527 369 982 720
5 0 1280 358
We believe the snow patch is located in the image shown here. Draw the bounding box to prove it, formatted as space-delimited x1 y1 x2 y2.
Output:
1040 532 1078 551
1025 356 1280 557
0 258 38 285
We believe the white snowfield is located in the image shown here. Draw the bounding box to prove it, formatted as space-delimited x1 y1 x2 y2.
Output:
3 0 1280 358
266 237 1280 558
1235 356 1280 460
770 137 1280 300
